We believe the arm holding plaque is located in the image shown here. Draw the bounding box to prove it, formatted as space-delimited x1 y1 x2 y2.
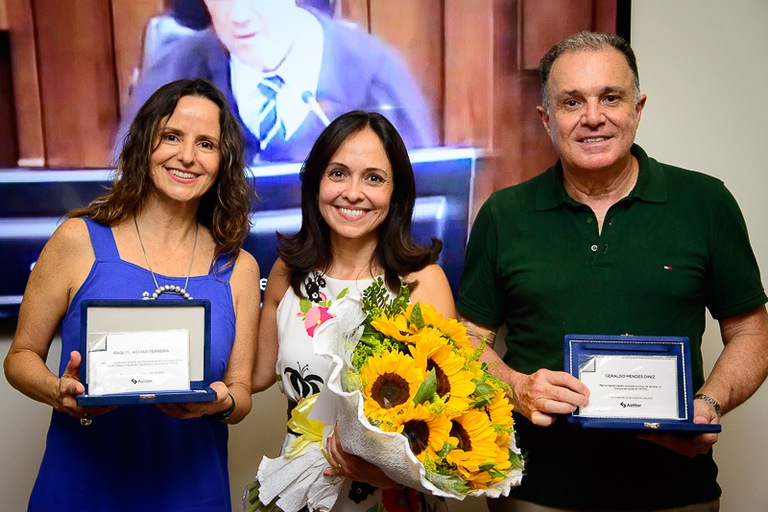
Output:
156 249 261 424
460 315 590 427
702 306 768 417
637 306 768 457
4 219 115 420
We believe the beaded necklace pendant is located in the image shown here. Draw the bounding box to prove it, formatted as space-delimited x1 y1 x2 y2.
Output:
142 284 193 300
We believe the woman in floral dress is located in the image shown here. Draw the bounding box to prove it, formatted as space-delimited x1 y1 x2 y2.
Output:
254 110 455 511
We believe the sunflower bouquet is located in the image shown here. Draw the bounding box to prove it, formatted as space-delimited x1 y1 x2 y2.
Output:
322 277 524 497
247 278 523 512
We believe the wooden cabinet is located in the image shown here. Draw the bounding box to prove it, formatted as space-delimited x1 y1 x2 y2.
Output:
0 30 18 166
3 0 162 167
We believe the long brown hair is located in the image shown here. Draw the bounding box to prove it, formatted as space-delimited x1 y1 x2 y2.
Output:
69 78 254 266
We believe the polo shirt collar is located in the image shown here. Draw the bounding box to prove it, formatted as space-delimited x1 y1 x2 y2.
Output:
535 143 667 211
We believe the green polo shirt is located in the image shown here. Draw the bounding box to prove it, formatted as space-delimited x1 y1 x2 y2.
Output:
457 144 766 509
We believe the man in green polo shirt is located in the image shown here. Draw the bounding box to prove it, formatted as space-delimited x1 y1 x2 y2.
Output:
457 31 768 511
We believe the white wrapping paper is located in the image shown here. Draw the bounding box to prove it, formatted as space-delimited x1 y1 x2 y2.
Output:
311 295 524 500
250 293 523 512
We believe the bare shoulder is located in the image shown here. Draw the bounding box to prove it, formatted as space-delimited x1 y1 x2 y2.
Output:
230 249 262 306
265 257 292 284
408 263 449 286
22 217 94 313
49 217 92 251
231 248 261 279
262 258 291 305
267 257 290 278
39 218 95 273
406 264 456 318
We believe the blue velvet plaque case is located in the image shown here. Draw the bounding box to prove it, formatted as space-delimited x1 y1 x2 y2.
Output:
77 299 216 406
564 334 721 433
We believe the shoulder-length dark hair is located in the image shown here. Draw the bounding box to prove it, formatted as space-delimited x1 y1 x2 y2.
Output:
68 78 254 266
278 110 441 297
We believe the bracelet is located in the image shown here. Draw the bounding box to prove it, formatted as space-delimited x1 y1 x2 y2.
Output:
694 394 722 419
209 393 235 421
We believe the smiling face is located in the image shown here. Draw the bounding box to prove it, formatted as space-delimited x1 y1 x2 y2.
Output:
148 95 221 206
204 0 298 71
318 127 394 247
537 47 646 178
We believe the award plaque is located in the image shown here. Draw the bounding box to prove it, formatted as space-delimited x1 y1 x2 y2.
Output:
77 299 216 406
564 334 721 432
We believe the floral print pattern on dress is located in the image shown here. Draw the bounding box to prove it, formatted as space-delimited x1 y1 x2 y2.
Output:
283 362 324 398
296 271 348 338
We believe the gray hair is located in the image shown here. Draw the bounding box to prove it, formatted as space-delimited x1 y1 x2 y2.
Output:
539 31 640 113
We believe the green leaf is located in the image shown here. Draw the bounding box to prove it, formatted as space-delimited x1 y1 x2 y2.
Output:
413 369 437 405
469 381 494 407
509 449 526 470
337 287 349 299
410 303 425 329
437 440 457 458
299 298 312 314
474 380 495 397
425 471 470 495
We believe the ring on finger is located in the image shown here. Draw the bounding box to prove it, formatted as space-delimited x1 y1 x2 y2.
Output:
80 413 92 427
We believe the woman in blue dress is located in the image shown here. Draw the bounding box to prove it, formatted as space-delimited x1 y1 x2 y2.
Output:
4 79 261 511
254 111 454 512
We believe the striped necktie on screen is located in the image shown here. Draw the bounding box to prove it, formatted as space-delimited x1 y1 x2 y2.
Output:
256 75 285 150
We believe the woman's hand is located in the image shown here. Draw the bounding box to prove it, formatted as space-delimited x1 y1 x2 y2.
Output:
155 380 233 420
323 426 400 489
55 351 115 421
53 350 85 413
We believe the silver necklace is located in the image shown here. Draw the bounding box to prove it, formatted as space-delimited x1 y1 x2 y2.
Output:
134 216 197 300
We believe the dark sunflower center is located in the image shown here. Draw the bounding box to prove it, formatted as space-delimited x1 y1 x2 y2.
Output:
450 421 472 451
371 372 409 408
427 360 450 397
403 420 430 455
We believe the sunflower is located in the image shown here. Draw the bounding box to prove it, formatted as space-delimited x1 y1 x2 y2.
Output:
406 303 474 351
483 383 515 447
409 330 475 414
370 312 413 343
361 350 426 423
389 403 452 462
445 409 511 488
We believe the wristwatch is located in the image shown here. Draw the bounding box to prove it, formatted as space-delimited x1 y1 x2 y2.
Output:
694 393 722 419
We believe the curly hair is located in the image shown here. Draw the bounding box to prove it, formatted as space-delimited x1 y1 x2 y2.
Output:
278 110 441 297
68 78 254 266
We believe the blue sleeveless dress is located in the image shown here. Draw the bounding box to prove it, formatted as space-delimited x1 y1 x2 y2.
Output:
28 218 237 511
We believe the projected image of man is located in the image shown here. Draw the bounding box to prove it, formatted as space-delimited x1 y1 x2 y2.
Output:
118 0 437 165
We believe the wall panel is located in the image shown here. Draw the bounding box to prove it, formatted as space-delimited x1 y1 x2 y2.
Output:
111 0 164 115
33 0 118 167
4 0 43 166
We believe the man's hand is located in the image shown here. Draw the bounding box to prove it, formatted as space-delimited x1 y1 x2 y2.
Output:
511 368 591 427
636 398 719 457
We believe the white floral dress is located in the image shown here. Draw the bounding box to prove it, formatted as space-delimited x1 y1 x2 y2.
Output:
274 271 447 512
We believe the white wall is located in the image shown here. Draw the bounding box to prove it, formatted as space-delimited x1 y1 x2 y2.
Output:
2 2 768 511
632 1 768 510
